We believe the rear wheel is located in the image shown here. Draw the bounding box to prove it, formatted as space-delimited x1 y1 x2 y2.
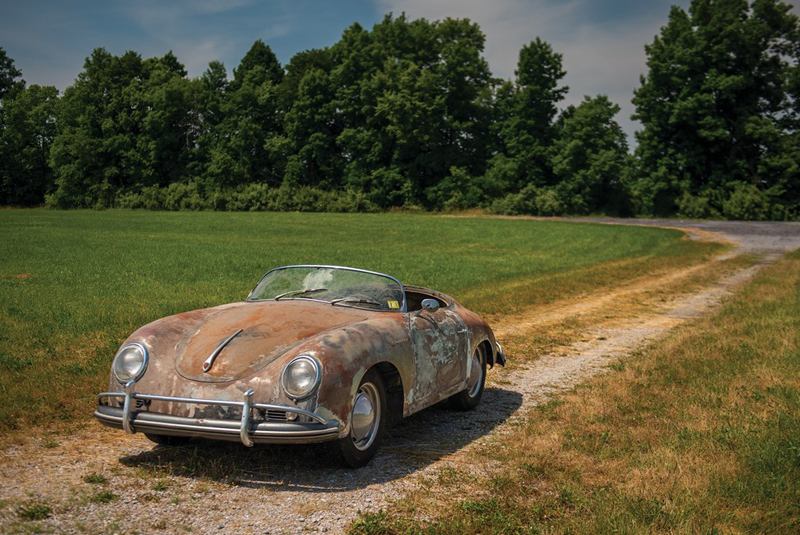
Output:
144 433 192 446
449 344 487 411
337 368 386 468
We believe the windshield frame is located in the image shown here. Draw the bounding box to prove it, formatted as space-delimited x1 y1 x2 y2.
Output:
246 265 408 312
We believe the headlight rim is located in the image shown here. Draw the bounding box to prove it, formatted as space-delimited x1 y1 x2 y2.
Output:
112 342 149 385
281 355 321 401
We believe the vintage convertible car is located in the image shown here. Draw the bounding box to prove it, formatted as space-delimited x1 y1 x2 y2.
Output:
95 265 505 467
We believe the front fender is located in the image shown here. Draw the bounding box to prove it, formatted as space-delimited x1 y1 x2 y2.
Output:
305 315 414 438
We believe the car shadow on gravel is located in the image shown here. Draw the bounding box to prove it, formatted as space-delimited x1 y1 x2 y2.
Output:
118 386 522 492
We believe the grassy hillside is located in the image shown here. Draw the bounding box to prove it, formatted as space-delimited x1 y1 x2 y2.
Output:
0 209 720 432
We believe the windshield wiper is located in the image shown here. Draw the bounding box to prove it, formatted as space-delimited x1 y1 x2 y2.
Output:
330 297 384 308
274 288 328 301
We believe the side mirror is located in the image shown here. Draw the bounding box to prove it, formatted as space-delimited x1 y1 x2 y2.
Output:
416 298 440 316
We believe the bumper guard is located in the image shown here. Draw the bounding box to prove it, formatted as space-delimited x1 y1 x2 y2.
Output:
95 385 338 446
495 341 507 366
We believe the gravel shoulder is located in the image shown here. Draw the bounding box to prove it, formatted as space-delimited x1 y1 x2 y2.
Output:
0 220 797 535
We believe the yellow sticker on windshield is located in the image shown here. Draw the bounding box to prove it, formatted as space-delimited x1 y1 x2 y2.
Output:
387 300 399 309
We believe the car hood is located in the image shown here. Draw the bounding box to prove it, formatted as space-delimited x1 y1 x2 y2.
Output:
174 300 370 383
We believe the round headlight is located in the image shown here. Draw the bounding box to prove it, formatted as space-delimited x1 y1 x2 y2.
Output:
113 343 148 384
281 356 321 399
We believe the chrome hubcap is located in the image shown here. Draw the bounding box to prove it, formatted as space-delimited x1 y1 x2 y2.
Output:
466 346 484 398
351 382 380 451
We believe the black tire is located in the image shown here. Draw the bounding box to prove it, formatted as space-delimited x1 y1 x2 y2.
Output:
336 368 386 468
144 433 192 446
449 344 487 411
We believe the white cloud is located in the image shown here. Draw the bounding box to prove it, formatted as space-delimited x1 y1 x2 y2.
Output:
170 39 234 76
372 0 679 143
262 21 294 41
125 0 257 26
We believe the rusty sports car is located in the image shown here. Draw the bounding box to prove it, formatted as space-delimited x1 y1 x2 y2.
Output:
95 265 505 467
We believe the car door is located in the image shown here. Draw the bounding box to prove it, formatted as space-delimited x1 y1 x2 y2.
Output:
408 306 470 410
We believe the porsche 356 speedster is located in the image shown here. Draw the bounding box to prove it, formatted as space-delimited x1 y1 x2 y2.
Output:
95 265 505 467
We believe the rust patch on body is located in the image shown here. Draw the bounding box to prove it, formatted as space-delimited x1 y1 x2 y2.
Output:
173 300 368 383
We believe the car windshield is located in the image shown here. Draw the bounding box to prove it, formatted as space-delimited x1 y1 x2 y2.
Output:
248 266 406 312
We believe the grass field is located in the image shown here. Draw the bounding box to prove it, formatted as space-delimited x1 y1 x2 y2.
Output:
351 253 800 535
0 209 721 433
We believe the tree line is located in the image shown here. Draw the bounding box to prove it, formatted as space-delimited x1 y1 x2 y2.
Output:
1 0 798 220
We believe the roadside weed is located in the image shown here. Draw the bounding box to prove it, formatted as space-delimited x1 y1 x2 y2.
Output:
16 501 50 520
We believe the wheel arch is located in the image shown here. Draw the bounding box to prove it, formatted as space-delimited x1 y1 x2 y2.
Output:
479 338 496 366
371 361 404 426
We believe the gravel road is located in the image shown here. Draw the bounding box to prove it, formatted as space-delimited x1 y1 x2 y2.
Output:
0 219 797 535
556 217 800 256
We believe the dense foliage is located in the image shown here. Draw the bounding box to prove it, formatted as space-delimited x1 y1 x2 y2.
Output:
632 0 800 219
1 2 798 219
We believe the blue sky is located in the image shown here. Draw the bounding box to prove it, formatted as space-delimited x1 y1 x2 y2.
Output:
2 0 797 140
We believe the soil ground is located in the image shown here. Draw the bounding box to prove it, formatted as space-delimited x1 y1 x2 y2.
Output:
1 219 798 535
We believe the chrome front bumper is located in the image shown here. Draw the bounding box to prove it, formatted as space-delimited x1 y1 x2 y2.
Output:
94 389 339 446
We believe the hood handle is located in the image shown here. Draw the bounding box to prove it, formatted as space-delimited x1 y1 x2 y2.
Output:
202 329 243 373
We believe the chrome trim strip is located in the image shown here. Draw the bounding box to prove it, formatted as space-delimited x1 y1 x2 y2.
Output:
203 329 243 373
240 389 255 447
247 264 408 313
97 392 327 425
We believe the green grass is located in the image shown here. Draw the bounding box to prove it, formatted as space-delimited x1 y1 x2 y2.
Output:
88 491 117 504
351 250 800 534
15 501 50 521
82 473 107 485
0 209 720 433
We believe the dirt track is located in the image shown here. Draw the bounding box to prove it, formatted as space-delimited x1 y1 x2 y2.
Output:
1 219 798 535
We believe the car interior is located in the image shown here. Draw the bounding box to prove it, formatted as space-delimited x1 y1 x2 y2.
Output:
404 290 448 312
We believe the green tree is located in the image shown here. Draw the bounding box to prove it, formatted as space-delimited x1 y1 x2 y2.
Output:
632 0 800 219
140 53 196 187
0 84 59 205
485 38 568 197
551 95 631 215
205 43 284 189
329 15 494 207
356 58 449 206
50 48 141 207
231 40 284 89
0 47 24 100
187 61 228 178
278 48 332 111
279 67 342 189
429 18 494 178
49 49 196 207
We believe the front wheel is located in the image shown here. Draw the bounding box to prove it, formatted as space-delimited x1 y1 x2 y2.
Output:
336 368 386 468
449 344 487 411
